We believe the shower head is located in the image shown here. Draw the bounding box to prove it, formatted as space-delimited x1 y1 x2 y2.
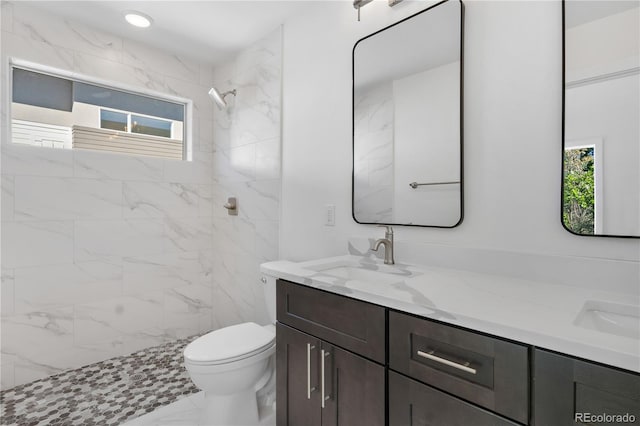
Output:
208 87 236 109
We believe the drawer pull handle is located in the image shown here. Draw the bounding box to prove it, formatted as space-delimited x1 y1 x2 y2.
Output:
417 350 477 375
307 343 316 398
321 350 330 408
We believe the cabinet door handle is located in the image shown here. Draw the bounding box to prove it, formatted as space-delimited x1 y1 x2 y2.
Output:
307 343 316 399
321 349 330 408
417 350 477 375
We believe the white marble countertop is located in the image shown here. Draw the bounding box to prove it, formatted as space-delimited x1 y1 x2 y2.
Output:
261 255 640 373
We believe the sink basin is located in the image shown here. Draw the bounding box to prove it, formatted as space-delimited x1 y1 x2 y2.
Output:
305 258 411 285
574 301 640 339
300 257 419 300
316 266 406 286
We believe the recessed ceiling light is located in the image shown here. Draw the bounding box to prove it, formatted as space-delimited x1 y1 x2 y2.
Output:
124 11 153 28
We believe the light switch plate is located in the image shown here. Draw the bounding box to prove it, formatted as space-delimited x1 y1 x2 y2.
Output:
325 204 336 226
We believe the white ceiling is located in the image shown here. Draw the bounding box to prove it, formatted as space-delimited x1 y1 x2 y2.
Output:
19 1 320 65
565 0 639 28
354 0 460 90
19 1 640 66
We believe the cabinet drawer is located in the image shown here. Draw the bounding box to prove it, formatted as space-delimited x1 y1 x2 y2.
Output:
277 279 386 364
389 311 529 424
389 371 519 426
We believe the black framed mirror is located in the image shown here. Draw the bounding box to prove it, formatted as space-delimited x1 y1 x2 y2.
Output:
352 0 464 227
562 0 639 238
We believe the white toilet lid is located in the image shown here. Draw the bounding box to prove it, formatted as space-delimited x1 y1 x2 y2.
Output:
184 322 275 364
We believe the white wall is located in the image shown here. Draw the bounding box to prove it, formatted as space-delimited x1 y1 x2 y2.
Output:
210 28 282 330
12 103 73 127
281 1 639 283
0 2 281 391
565 7 639 82
393 61 460 225
0 2 217 389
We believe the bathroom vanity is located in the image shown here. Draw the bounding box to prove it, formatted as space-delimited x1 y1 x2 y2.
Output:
276 280 385 426
264 256 640 426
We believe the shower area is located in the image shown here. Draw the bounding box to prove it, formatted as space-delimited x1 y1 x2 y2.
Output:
0 1 282 423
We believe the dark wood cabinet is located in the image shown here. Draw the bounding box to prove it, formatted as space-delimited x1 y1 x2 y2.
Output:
276 280 386 426
276 323 321 426
389 310 529 424
389 371 519 426
277 279 386 363
276 323 385 426
533 349 640 426
276 278 640 426
320 342 385 426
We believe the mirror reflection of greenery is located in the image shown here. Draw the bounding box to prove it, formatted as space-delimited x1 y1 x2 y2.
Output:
563 147 595 235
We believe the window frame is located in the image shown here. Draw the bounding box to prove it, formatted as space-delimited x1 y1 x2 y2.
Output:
6 57 194 161
98 107 177 140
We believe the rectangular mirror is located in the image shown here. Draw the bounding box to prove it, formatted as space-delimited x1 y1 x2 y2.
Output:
352 0 464 227
563 1 639 237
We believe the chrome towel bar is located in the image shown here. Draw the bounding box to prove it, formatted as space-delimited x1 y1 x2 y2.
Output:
409 181 460 189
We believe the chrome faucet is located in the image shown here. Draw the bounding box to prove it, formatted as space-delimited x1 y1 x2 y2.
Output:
372 225 394 265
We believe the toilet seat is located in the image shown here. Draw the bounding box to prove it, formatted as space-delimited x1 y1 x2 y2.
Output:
184 322 275 366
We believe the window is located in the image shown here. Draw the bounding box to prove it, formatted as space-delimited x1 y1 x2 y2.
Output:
10 61 191 160
131 115 172 138
563 138 603 235
100 110 128 132
99 109 174 139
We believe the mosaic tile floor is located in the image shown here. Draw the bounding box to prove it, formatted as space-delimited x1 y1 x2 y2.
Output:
0 335 200 426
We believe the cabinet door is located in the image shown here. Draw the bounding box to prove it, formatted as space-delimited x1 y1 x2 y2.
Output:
534 349 640 426
389 371 519 426
276 323 321 426
321 342 385 426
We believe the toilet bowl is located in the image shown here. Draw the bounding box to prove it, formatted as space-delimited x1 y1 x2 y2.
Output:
184 275 277 426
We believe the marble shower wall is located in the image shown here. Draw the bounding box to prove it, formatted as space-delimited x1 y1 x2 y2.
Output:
0 2 216 389
210 28 282 329
353 82 394 223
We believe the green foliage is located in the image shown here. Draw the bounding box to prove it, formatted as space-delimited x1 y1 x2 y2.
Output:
563 148 595 234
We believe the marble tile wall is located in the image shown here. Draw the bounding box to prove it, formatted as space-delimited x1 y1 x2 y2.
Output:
0 2 216 389
211 28 282 329
353 82 394 223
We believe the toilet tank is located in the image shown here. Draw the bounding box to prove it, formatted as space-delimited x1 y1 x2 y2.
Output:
262 274 277 324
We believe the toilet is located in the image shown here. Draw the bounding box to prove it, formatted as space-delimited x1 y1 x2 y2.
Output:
183 275 277 426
